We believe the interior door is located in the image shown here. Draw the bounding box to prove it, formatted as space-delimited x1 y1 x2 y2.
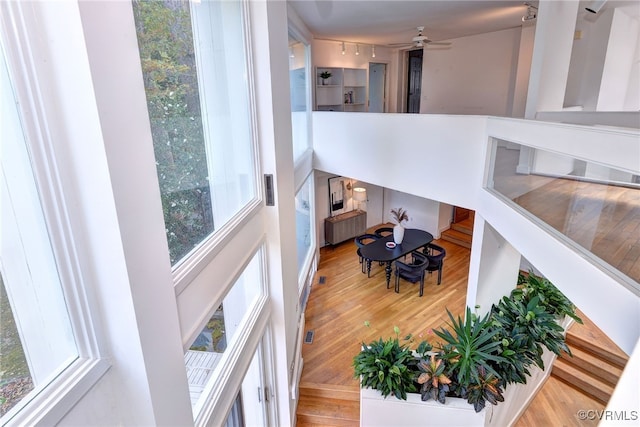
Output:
406 49 423 113
368 62 386 113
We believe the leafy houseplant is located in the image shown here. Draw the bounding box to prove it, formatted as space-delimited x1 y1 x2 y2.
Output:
353 326 429 400
516 271 583 324
434 308 506 411
319 71 332 85
417 353 451 404
354 272 580 415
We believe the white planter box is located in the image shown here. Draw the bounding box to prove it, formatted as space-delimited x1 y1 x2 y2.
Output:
360 387 489 427
360 317 573 426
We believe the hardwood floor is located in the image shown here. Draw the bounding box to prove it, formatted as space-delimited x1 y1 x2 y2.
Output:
297 229 606 426
300 235 469 388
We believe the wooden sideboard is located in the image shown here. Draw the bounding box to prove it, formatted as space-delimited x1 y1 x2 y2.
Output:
324 210 367 245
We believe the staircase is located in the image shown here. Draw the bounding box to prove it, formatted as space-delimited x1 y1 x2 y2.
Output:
441 213 473 249
296 382 359 426
552 312 629 405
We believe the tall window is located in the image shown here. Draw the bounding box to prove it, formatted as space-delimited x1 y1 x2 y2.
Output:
133 0 257 266
288 31 311 160
1 49 77 421
185 249 266 414
295 175 313 275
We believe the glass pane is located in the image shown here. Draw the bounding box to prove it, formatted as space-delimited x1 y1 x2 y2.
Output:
295 176 312 273
289 32 310 160
133 0 256 266
0 275 33 416
185 250 263 409
489 140 640 284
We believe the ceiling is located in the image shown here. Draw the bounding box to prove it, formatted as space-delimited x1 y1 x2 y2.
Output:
288 0 540 46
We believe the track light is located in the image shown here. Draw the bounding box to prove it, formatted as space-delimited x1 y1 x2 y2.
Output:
585 0 607 14
341 41 345 55
355 44 360 55
371 45 376 58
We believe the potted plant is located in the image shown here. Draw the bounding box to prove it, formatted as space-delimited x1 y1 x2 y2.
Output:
354 272 581 426
390 207 408 244
319 70 332 85
353 326 426 400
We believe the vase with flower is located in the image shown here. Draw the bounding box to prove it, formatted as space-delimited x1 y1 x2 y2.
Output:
390 207 409 244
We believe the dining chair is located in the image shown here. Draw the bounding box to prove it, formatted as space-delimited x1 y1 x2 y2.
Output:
394 251 429 296
423 243 446 285
354 234 380 277
374 226 394 238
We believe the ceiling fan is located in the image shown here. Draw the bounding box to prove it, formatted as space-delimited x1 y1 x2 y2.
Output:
388 26 452 48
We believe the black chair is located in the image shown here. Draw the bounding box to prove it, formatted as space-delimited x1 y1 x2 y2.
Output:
354 234 379 276
374 226 394 238
423 243 446 285
394 251 429 296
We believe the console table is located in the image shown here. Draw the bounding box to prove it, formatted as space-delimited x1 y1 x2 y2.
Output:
324 210 367 245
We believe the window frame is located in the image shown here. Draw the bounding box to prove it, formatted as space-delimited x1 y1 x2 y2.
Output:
0 2 109 425
166 0 264 293
294 171 316 290
288 20 313 164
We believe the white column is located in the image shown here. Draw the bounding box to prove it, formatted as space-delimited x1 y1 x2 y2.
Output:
597 8 640 110
466 216 521 317
525 0 580 117
78 1 193 425
512 22 537 118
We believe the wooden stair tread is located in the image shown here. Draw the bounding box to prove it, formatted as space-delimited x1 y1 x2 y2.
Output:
558 346 623 386
451 221 473 235
296 396 359 425
441 228 472 248
299 382 359 401
552 358 614 404
566 313 628 369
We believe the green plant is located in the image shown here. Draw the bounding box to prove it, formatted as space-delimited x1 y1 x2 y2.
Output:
319 71 332 80
353 327 418 400
459 365 504 413
416 353 451 404
515 272 582 324
390 207 409 225
492 295 569 374
434 308 505 388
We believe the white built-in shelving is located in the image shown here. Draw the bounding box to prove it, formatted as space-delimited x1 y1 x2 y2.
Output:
315 67 367 112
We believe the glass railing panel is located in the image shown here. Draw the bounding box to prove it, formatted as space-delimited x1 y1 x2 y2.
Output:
488 140 640 285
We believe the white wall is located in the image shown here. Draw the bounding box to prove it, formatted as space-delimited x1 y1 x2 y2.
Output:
313 112 488 211
383 189 440 237
420 27 522 116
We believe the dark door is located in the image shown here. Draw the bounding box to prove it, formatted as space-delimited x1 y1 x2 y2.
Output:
453 207 471 223
406 49 423 113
